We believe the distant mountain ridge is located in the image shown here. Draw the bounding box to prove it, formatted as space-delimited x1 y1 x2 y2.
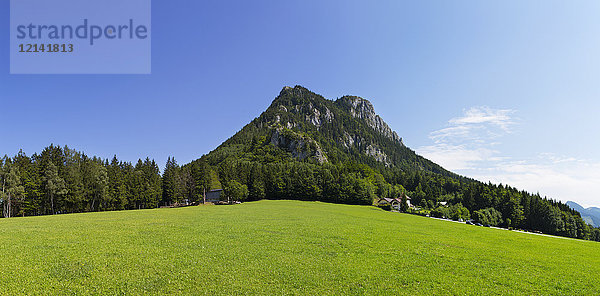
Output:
567 201 600 227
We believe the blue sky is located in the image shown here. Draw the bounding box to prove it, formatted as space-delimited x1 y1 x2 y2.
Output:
1 1 599 207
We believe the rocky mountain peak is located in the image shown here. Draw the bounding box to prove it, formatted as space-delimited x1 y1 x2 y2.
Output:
263 86 405 165
270 85 334 128
337 96 376 117
278 85 312 98
336 96 403 145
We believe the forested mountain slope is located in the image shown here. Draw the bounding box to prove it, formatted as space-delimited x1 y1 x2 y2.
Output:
203 86 455 176
185 86 598 241
1 86 598 241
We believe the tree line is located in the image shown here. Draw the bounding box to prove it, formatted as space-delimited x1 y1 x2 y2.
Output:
0 145 164 217
1 144 599 242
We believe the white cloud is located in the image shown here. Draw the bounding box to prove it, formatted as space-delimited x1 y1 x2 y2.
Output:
417 106 516 171
417 144 496 171
430 125 477 143
449 106 515 131
416 107 600 208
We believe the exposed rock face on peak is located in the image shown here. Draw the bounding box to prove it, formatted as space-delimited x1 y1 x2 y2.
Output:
340 131 361 149
304 102 334 128
336 96 403 145
278 85 314 99
274 87 402 144
202 85 451 177
270 128 327 164
365 144 391 167
273 86 334 129
263 86 409 166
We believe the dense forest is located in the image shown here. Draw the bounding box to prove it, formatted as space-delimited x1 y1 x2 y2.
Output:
1 86 599 242
1 144 599 242
0 145 162 216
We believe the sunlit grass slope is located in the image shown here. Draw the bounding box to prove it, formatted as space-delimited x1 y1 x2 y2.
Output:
0 200 598 295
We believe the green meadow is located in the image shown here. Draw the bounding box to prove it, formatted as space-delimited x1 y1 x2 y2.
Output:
0 200 598 295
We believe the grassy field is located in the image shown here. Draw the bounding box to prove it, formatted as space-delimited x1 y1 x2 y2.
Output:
0 200 598 295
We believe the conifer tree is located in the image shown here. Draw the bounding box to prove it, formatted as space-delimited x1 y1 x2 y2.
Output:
43 162 67 215
1 165 25 218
